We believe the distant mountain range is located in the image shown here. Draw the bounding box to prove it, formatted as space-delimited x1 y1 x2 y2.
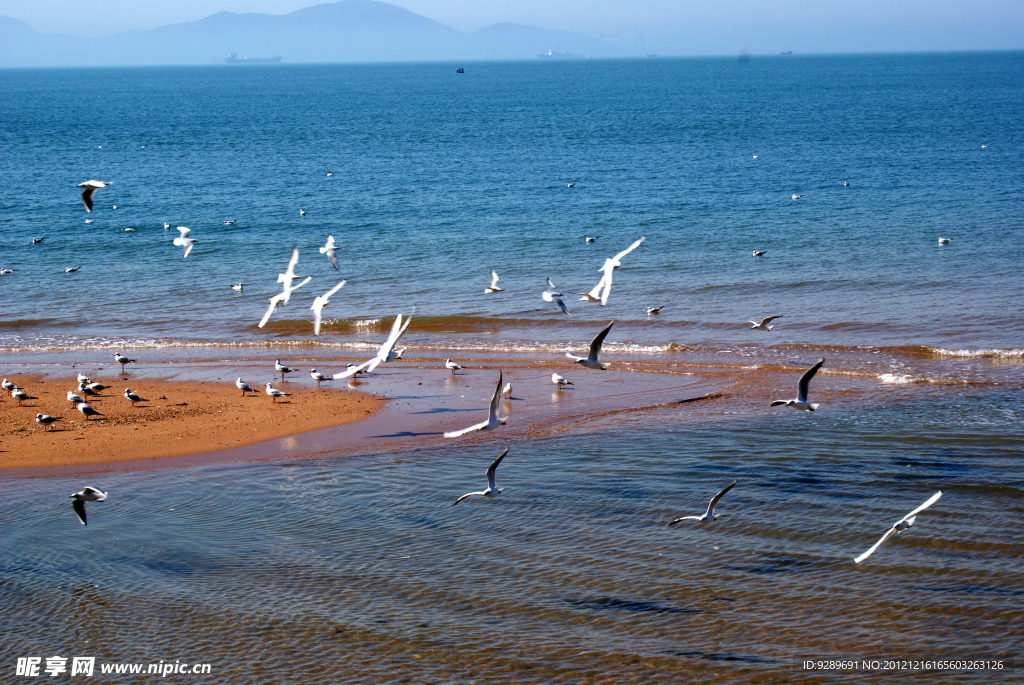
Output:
0 0 636 67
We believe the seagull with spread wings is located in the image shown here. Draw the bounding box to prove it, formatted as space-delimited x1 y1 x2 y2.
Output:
311 280 346 335
770 359 824 411
173 227 197 258
444 372 506 438
332 314 412 379
566 321 615 369
258 245 313 328
668 481 737 524
853 491 943 564
749 315 782 331
70 486 107 525
452 448 509 505
542 277 570 315
77 180 111 212
593 236 645 305
484 269 504 293
319 235 339 270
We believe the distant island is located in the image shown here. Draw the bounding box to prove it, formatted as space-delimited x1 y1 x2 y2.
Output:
225 53 283 64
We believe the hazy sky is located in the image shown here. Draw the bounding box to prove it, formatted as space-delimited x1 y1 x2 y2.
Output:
2 0 1022 55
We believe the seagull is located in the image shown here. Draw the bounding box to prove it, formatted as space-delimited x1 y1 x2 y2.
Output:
112 205 117 209
124 388 147 407
753 250 766 257
668 481 737 524
452 448 510 505
265 382 290 403
84 219 94 224
236 378 256 396
70 487 107 525
85 382 108 393
258 245 313 328
67 391 85 404
578 273 608 303
0 268 13 275
938 238 950 245
12 387 34 405
770 359 824 411
64 266 80 273
173 226 197 258
752 155 759 159
551 373 573 389
77 402 102 420
566 321 614 369
299 209 306 216
311 280 346 335
593 236 646 306
394 348 406 360
333 314 413 379
749 315 782 331
223 220 236 225
543 277 571 316
446 359 464 375
310 369 330 388
114 352 135 373
567 183 575 188
78 382 101 399
484 269 504 293
502 382 512 396
647 306 663 315
853 491 943 564
77 373 91 384
585 236 596 243
36 414 62 431
319 235 339 270
844 181 850 187
1 378 14 394
981 144 987 148
443 372 506 438
231 283 245 292
326 172 333 176
31 237 46 244
163 223 170 229
792 194 802 200
77 180 111 212
120 227 135 232
275 360 297 382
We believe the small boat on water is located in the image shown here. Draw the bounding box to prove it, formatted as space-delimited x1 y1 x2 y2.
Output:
456 68 464 73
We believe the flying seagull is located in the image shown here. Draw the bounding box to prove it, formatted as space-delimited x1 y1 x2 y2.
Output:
265 382 290 403
484 269 504 293
70 486 107 525
749 315 782 331
592 236 646 306
452 448 510 505
443 372 506 438
542 277 571 316
566 320 614 369
173 227 197 258
578 273 608 303
853 491 943 564
319 235 339 270
332 314 412 379
236 378 256 396
770 359 824 411
258 245 313 328
311 280 346 335
668 481 737 524
78 180 111 212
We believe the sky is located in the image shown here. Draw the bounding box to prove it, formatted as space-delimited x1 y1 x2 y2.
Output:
1 0 1022 55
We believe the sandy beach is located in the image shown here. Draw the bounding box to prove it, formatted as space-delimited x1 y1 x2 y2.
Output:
0 375 380 470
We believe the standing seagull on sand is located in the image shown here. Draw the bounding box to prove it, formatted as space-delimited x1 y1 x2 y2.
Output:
566 321 615 369
77 402 102 420
542 278 571 316
770 359 824 411
333 314 413 379
310 369 330 389
668 481 737 524
70 486 107 525
236 378 256 396
2 378 15 394
484 269 504 293
124 388 147 408
114 352 135 373
259 245 313 328
311 280 346 335
319 235 339 270
173 227 197 258
67 391 85 404
265 383 290 403
444 372 506 438
12 387 34 406
853 491 943 564
446 359 464 376
36 414 62 431
78 180 111 212
551 373 573 390
749 315 783 331
275 360 297 382
452 448 510 505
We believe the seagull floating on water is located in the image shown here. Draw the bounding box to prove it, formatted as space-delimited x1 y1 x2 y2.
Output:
752 250 766 257
236 378 256 396
70 487 107 525
0 268 14 275
484 269 504 293
31 237 46 244
163 223 170 229
792 194 802 200
938 238 950 245
853 491 943 564
173 227 197 258
223 220 236 225
749 315 782 331
444 372 506 438
319 235 339 271
452 448 509 505
770 359 824 411
567 183 575 188
299 209 306 216
64 266 80 274
669 481 737 524
844 181 850 187
124 388 147 407
84 219 94 224
566 321 614 370
542 277 571 316
333 314 413 379
446 359 464 375
551 373 573 389
647 306 663 315
78 180 111 212
585 236 597 243
753 155 759 159
231 283 245 292
265 383 290 403
311 280 346 335
36 414 62 431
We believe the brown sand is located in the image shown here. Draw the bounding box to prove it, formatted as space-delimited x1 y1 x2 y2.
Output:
0 377 379 470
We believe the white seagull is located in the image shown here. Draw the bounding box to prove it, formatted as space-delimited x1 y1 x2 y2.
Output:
78 382 100 399
319 235 339 270
223 220 236 225
12 387 34 405
446 359 464 375
551 373 573 389
85 382 108 393
578 273 608 304
231 283 245 292
236 378 256 396
311 280 346 335
258 245 313 328
265 382 290 403
77 402 102 420
114 352 135 373
753 250 766 257
332 314 413 379
299 209 306 216
85 219 94 224
275 360 297 381
70 487 107 525
938 238 950 245
749 315 782 331
792 194 802 200
64 266 81 274
452 448 510 505
853 491 943 564
484 269 504 293
444 372 506 438
593 236 645 306
36 414 62 431
502 382 512 396
668 481 738 524
310 369 330 388
77 373 91 384
124 388 147 407
566 320 614 369
770 359 824 411
173 227 197 258
542 277 571 316
67 391 85 404
585 236 597 243
647 306 663 315
163 223 170 229
77 180 111 212
1 378 15 394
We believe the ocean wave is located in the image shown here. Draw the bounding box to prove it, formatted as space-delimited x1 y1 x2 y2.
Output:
878 373 915 384
927 347 1024 359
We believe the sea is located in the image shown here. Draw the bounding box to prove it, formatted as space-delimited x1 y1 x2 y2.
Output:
1 53 1022 682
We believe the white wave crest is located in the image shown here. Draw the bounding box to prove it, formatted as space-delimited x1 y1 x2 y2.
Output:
928 347 1024 359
